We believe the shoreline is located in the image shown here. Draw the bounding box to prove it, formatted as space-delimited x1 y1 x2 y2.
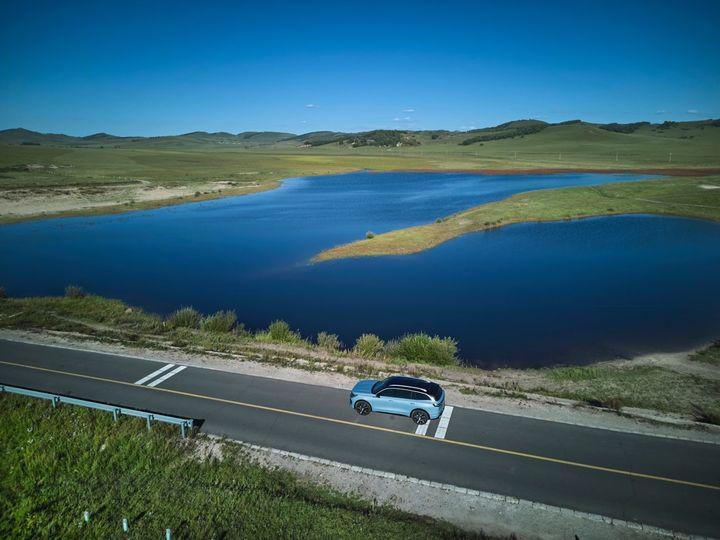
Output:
2 166 719 226
0 293 718 430
380 166 720 177
314 175 720 261
0 179 283 226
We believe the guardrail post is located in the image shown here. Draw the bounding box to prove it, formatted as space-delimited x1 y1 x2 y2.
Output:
166 528 172 540
3 384 193 437
122 518 129 533
83 510 90 524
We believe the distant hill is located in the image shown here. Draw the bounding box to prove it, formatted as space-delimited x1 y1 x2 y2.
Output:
0 128 78 145
459 119 550 145
290 129 420 148
0 128 295 148
1 119 718 149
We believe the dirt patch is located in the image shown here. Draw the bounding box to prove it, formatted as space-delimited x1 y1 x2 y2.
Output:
0 180 273 222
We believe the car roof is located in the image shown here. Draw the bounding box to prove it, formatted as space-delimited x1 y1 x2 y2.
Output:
384 376 442 399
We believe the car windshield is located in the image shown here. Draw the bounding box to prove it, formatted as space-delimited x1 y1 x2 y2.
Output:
371 379 390 394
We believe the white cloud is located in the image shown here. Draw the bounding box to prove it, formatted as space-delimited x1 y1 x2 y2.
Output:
687 108 700 114
305 104 319 109
459 125 477 130
402 108 415 113
299 120 308 124
655 109 667 114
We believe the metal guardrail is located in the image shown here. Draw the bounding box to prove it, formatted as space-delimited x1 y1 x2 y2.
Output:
1 383 195 438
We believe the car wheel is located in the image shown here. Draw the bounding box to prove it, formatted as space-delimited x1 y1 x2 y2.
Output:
411 409 430 425
354 400 372 416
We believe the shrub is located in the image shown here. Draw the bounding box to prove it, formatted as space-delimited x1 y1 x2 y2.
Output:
64 285 86 298
317 331 342 351
264 319 301 343
167 306 201 329
384 339 401 358
0 286 6 299
386 333 459 366
201 310 237 333
233 322 250 338
353 334 385 358
365 231 375 239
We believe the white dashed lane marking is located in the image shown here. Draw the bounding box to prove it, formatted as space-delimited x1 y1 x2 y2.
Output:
434 406 454 439
147 365 187 387
134 363 175 385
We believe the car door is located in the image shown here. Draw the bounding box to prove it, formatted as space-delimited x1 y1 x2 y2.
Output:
375 388 403 414
409 391 431 415
391 389 415 416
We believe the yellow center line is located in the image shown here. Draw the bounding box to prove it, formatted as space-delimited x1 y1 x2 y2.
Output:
2 359 718 492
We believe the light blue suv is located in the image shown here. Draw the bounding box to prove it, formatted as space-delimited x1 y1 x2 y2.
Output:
349 376 445 425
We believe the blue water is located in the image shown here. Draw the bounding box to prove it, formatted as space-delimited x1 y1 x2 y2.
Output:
2 171 719 368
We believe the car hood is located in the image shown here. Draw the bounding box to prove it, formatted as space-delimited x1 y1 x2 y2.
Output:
351 379 378 395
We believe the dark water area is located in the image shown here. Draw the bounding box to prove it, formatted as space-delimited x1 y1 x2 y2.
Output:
2 171 719 368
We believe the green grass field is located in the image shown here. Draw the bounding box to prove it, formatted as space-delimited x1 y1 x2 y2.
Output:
315 176 720 260
1 119 719 223
0 393 478 539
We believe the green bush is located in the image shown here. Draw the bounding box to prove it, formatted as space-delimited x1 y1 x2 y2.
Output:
263 319 302 343
201 310 237 333
64 285 86 298
365 231 375 239
233 322 250 338
166 306 201 329
385 333 459 366
353 334 385 358
317 331 342 351
0 286 6 299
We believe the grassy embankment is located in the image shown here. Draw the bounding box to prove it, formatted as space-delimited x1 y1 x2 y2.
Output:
1 120 719 223
1 293 718 423
0 394 478 539
315 176 720 260
0 145 443 224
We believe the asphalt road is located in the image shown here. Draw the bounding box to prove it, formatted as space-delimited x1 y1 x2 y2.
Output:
1 339 719 537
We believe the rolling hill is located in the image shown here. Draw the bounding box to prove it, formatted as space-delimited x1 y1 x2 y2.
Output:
2 119 718 154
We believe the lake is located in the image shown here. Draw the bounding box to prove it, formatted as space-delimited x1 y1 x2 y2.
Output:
2 171 719 368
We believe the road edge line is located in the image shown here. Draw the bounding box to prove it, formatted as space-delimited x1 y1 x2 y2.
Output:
219 435 707 540
1 358 718 492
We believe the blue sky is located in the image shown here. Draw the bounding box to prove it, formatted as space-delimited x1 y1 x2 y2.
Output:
1 0 718 135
